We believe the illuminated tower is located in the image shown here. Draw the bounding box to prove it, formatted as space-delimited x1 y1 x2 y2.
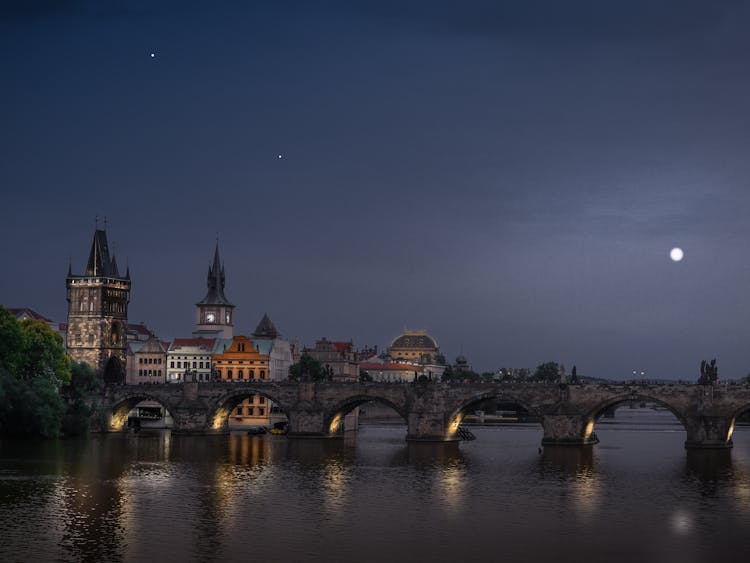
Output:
66 228 131 382
193 242 235 339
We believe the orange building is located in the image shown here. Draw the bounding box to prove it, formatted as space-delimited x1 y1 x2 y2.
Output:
213 335 276 428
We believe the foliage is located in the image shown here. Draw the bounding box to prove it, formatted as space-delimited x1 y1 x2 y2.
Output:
0 367 65 438
0 306 86 438
359 369 372 382
288 354 327 381
533 361 560 382
0 306 71 385
62 362 101 436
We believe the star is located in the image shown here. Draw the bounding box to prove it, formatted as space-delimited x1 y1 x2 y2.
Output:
150 52 156 58
278 154 283 159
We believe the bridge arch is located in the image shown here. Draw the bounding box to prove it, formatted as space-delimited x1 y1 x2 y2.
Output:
323 394 408 434
108 392 177 431
208 387 292 432
582 393 688 443
445 391 543 439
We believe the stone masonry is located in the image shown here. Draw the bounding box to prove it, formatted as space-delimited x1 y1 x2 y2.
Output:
100 381 750 449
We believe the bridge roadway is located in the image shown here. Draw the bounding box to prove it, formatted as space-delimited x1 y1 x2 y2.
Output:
102 381 750 449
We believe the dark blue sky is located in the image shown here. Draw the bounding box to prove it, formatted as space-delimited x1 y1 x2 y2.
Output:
3 0 750 378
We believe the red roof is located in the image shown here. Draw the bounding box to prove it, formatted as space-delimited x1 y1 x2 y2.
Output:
9 308 53 323
332 341 353 353
170 338 216 351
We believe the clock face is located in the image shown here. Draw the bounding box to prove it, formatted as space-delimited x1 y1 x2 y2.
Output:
205 312 215 323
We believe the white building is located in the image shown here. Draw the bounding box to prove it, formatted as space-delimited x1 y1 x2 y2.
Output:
251 314 293 381
166 338 216 383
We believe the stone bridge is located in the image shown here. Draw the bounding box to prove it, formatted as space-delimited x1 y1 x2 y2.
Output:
101 381 750 449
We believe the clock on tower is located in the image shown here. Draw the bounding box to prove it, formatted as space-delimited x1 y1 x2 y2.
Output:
193 241 235 339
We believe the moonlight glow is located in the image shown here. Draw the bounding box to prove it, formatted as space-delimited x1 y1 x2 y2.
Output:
670 247 684 262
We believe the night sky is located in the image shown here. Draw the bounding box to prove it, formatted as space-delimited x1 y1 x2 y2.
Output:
3 0 750 379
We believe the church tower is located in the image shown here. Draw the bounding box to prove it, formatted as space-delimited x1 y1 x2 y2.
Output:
66 227 131 383
193 242 234 339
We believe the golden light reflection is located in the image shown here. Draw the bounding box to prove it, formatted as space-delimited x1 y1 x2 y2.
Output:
434 466 466 515
329 413 343 434
321 461 351 518
583 419 595 440
727 419 735 442
571 471 600 521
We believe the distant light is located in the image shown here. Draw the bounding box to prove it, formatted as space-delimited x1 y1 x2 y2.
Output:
278 154 283 159
150 53 156 58
670 247 684 262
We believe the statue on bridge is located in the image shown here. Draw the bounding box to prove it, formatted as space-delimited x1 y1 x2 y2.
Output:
699 359 718 385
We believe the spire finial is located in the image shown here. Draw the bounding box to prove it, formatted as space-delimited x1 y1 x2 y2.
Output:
104 215 108 230
95 215 99 229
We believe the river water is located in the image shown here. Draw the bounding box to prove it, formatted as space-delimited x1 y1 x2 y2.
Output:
2 408 750 563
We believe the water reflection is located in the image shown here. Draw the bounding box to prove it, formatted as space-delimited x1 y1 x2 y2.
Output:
538 446 600 520
3 426 750 563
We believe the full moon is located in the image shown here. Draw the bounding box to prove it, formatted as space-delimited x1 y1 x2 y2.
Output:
670 247 684 262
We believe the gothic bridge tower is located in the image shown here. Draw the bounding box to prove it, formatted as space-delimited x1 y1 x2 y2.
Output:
66 228 131 383
193 242 234 339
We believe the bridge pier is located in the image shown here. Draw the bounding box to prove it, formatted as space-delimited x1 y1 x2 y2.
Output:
286 408 328 438
684 415 734 449
406 412 458 442
541 414 599 447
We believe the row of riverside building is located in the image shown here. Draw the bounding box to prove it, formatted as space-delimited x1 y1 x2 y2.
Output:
14 227 454 429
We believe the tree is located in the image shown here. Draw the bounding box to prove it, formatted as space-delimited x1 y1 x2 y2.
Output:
533 362 560 382
288 354 326 381
441 365 455 382
0 306 70 385
62 362 101 436
0 306 72 438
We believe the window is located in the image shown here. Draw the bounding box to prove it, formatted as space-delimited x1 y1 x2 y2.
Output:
259 397 265 404
139 369 143 376
238 370 244 379
260 370 266 380
199 362 203 369
139 358 143 364
236 406 243 415
177 361 182 369
249 370 255 380
170 361 174 368
259 408 265 416
227 369 233 379
193 361 197 369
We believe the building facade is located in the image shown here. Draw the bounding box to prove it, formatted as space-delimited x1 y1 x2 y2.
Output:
386 329 446 380
66 228 131 382
166 338 216 383
126 336 168 384
359 360 419 382
304 338 360 382
193 242 234 339
213 335 278 428
251 314 294 381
